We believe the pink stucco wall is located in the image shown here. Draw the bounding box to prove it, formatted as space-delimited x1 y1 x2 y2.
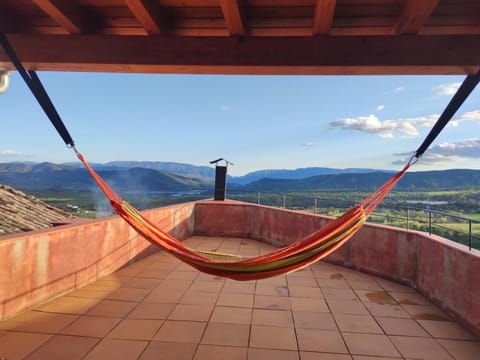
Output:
0 202 195 320
1 200 479 337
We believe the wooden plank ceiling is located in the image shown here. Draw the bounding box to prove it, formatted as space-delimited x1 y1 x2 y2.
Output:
0 0 480 75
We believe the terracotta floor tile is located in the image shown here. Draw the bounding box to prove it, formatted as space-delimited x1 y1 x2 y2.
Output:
201 323 250 347
168 304 213 321
322 288 359 301
390 335 455 360
252 309 294 327
351 356 400 360
259 275 287 286
376 316 429 336
376 279 416 293
401 304 452 321
286 277 318 287
316 278 350 289
418 320 477 340
437 339 480 360
355 290 397 305
210 306 252 324
143 289 185 303
255 283 290 297
136 268 171 279
254 295 291 310
217 293 254 308
345 279 383 291
0 331 52 360
365 303 410 318
301 353 352 360
296 329 348 353
139 341 197 360
156 280 193 292
83 338 148 360
326 300 369 315
343 333 400 357
153 320 206 343
105 287 151 302
334 313 383 334
127 302 175 319
293 311 337 330
0 311 78 333
67 288 112 299
389 291 432 306
194 345 247 360
123 277 163 290
165 271 199 281
180 291 219 305
35 296 99 315
288 286 324 298
222 281 255 294
24 334 99 360
61 316 121 337
290 297 329 312
248 348 300 360
107 318 163 340
189 280 224 293
250 325 297 350
86 299 137 318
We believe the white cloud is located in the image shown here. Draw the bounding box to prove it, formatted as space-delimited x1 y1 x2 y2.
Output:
219 104 230 112
330 109 479 139
376 105 384 111
0 149 23 157
393 139 480 165
301 142 318 148
433 82 461 96
393 86 405 93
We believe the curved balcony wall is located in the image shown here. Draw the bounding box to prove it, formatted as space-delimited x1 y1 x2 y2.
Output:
1 200 478 337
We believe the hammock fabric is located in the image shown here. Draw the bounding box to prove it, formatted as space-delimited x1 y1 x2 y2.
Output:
77 151 410 281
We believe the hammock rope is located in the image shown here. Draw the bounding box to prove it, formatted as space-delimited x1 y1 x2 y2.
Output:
2 33 478 280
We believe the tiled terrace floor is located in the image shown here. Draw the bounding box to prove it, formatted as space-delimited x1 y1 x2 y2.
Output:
1 236 479 360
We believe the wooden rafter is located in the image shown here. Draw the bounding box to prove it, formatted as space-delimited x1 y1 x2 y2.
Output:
1 35 479 75
220 0 245 36
125 0 164 35
313 0 336 35
393 0 440 35
32 0 85 34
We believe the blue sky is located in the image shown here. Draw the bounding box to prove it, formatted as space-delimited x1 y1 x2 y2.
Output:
1 72 479 176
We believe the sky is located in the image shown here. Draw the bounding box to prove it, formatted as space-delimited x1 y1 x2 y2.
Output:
1 72 480 176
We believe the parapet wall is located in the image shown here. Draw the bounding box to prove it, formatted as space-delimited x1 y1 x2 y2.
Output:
1 200 479 337
194 200 480 336
0 202 195 321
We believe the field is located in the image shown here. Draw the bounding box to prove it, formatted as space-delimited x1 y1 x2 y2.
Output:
30 188 480 250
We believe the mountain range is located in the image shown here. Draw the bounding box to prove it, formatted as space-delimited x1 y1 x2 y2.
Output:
1 161 480 192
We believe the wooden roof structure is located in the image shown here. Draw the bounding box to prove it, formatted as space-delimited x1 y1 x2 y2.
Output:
0 0 480 75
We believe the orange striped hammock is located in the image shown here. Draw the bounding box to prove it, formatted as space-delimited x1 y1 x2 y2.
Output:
77 152 410 281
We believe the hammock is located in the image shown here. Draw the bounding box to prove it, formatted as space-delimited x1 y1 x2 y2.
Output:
2 33 479 280
76 149 410 280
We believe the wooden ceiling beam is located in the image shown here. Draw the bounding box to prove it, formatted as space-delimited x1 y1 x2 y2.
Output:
220 0 245 36
394 0 440 34
313 0 336 35
1 34 479 75
125 0 164 35
32 0 86 34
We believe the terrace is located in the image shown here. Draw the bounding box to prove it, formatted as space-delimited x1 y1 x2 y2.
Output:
1 200 479 359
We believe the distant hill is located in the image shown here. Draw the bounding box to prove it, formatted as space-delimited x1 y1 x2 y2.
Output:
63 161 389 184
241 169 480 191
231 167 392 185
0 162 211 192
2 162 480 193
